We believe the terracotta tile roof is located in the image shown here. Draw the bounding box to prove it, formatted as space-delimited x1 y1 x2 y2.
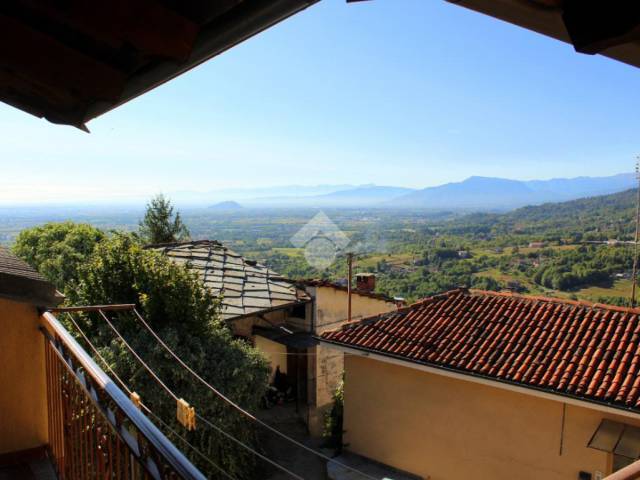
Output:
149 240 310 321
321 288 640 412
298 279 400 303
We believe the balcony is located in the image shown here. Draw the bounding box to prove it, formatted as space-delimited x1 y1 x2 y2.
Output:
0 247 204 480
40 311 205 480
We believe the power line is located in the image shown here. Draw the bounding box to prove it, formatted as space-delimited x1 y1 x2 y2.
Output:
65 313 237 480
130 308 379 480
96 310 306 480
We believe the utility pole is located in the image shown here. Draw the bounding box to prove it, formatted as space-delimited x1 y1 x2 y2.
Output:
347 252 353 322
631 157 640 307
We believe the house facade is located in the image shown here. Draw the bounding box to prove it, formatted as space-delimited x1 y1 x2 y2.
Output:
154 240 400 435
301 279 401 435
321 289 640 480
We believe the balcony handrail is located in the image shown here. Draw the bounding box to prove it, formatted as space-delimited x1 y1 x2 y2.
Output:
604 461 640 480
41 311 206 480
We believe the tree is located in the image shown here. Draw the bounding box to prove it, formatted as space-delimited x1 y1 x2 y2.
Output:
68 234 269 478
13 222 105 292
139 194 190 244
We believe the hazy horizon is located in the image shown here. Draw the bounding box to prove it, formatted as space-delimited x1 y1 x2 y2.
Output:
0 172 634 208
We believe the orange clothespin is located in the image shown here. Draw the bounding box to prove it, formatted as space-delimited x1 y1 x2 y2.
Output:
130 392 142 410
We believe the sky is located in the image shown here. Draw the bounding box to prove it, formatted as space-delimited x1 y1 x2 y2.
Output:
1 0 639 204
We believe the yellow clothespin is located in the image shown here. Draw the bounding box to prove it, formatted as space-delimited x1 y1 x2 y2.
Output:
177 398 196 431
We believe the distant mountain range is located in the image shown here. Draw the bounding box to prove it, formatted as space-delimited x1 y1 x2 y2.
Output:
240 185 416 208
209 201 243 211
163 173 637 211
386 173 636 211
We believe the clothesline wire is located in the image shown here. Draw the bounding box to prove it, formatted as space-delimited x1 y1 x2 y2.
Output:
95 310 305 480
65 313 237 480
129 308 379 480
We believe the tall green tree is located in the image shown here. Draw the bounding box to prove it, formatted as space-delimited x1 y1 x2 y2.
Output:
139 194 190 244
13 222 105 292
68 234 269 479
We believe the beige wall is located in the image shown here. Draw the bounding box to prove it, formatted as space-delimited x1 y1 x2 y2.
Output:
343 354 640 480
307 286 398 436
0 298 48 454
254 334 288 382
312 286 398 333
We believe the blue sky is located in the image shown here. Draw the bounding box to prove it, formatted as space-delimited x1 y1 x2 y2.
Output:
1 0 639 204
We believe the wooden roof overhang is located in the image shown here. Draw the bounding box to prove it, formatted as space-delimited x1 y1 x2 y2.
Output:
447 0 640 69
0 0 318 130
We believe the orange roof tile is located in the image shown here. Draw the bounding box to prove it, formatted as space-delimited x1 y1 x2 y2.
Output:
321 289 640 412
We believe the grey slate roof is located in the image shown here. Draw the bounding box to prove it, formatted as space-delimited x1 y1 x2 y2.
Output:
0 246 47 282
150 240 309 321
0 246 61 306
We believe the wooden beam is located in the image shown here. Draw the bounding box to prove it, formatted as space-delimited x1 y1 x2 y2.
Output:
562 0 640 55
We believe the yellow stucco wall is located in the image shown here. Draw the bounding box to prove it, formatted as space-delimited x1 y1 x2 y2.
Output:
254 334 288 382
343 354 640 480
313 287 398 333
0 298 48 454
307 287 398 436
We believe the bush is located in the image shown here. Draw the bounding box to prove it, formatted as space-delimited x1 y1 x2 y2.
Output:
67 233 269 478
13 222 105 292
323 377 344 453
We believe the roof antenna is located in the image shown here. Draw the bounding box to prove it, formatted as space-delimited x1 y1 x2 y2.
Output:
631 156 640 307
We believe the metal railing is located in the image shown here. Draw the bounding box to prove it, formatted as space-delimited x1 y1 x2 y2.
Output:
41 311 206 480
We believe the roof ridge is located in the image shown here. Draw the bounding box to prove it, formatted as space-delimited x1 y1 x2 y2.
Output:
468 289 640 315
322 288 467 336
144 239 224 250
327 287 640 337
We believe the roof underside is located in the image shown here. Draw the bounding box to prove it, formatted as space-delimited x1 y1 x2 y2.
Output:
0 0 318 129
448 0 640 70
3 1 638 130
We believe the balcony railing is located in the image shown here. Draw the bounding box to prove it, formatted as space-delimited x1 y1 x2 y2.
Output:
41 311 206 480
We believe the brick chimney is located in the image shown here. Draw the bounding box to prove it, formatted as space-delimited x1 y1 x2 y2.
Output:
355 273 376 292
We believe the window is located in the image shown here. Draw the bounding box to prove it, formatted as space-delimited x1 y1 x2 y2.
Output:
613 454 635 472
588 419 640 474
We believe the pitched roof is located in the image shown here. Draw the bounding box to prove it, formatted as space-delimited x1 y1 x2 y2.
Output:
0 246 47 282
0 246 61 306
321 289 640 413
150 240 309 321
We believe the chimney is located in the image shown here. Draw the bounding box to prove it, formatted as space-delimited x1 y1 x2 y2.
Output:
355 273 376 292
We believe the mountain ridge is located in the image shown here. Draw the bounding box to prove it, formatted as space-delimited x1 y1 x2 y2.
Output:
387 173 635 211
